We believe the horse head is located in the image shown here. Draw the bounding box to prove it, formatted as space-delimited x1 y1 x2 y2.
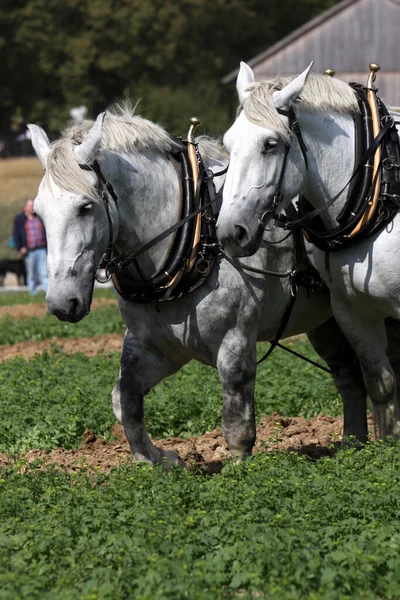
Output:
28 113 118 322
217 62 313 257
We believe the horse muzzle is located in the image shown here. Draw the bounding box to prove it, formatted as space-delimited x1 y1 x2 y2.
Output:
47 294 90 323
217 220 263 257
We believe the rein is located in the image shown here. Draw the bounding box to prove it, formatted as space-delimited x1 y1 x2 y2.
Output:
107 169 224 273
259 107 308 227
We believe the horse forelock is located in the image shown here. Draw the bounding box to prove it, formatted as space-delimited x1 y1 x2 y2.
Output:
242 74 360 143
45 140 101 202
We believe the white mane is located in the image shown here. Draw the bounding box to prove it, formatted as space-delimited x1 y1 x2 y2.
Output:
242 74 360 144
45 103 209 201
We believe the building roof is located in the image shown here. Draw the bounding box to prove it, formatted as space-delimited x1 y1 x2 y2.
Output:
222 0 400 85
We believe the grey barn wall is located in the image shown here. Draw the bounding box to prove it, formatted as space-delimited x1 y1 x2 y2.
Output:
225 0 400 106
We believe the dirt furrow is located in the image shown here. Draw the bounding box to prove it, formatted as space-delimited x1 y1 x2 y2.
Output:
0 333 124 362
0 414 376 474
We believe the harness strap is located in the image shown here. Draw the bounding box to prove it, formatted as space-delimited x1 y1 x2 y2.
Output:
276 107 309 169
79 160 118 270
109 181 222 272
257 291 297 365
275 342 332 374
283 119 394 230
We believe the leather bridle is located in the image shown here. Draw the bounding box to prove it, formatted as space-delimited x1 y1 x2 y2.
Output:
258 106 309 230
79 160 118 282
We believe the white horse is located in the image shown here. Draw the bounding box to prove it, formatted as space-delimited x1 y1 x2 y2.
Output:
28 105 370 465
217 62 400 438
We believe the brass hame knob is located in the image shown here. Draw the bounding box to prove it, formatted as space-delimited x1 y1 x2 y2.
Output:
324 69 335 77
188 117 200 144
368 63 381 87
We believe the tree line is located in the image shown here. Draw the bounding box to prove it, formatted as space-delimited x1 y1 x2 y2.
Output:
1 0 339 145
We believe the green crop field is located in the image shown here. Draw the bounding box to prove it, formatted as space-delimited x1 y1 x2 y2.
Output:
0 289 399 599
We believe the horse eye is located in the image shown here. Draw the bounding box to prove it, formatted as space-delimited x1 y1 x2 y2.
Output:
261 139 278 155
79 203 93 215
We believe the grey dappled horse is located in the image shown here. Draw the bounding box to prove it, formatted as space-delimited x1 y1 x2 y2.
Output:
217 62 400 439
28 105 369 465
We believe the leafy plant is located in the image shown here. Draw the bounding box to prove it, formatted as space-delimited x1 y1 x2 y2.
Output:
1 443 400 599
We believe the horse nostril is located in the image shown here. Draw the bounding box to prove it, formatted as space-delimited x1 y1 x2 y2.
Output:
68 298 79 315
234 224 248 244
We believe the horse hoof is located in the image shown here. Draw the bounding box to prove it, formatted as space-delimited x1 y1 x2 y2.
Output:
160 450 185 471
340 435 366 449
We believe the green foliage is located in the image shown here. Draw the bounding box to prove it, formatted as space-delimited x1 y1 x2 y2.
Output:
1 444 400 598
255 338 341 419
0 287 115 306
0 0 341 136
0 350 119 452
0 337 338 452
0 303 124 345
127 80 232 138
0 295 395 598
146 338 339 439
0 291 47 306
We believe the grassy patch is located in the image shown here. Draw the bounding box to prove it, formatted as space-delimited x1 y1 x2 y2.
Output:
0 287 115 307
1 444 400 599
0 350 120 452
146 337 340 439
0 303 123 345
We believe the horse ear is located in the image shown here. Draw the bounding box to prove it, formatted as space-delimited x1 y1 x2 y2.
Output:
27 124 50 170
74 112 105 165
236 62 255 104
272 62 314 110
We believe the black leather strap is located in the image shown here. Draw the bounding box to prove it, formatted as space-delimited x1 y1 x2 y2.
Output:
257 291 297 365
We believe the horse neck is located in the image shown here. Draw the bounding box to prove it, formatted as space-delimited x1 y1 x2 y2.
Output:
292 109 356 228
100 148 182 278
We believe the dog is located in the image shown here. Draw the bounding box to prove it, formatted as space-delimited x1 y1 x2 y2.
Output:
0 258 27 286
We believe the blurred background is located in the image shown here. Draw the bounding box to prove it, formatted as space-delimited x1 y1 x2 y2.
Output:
1 0 397 262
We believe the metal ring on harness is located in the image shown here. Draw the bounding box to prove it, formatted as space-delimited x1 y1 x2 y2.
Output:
258 209 276 230
382 157 398 170
381 114 394 128
196 257 211 275
95 264 112 283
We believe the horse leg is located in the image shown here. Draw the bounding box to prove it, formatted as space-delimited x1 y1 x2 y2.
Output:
112 331 187 467
217 332 257 461
306 317 368 444
386 317 400 426
330 296 400 439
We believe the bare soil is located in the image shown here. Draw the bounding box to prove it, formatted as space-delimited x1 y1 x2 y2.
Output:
0 333 124 362
0 414 375 475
